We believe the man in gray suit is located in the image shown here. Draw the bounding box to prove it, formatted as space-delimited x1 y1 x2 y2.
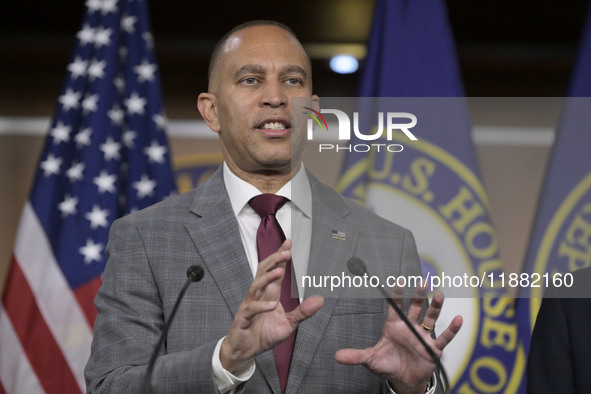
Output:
85 20 463 393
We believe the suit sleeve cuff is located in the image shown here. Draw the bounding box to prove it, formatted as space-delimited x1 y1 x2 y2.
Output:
212 336 256 393
386 372 437 394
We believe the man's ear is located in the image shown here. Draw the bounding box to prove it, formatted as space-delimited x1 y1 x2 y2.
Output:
197 92 221 133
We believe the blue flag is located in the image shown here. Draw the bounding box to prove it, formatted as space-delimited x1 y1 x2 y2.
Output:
0 0 175 392
337 0 525 391
516 0 591 381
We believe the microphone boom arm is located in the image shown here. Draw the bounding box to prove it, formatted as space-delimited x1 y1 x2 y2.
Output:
143 265 204 394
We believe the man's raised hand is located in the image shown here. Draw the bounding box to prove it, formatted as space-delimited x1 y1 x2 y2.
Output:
335 282 462 394
220 240 324 373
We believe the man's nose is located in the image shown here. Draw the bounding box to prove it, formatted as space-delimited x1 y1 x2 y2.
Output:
261 80 287 108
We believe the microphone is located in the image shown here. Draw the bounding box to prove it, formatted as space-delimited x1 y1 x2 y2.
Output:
347 257 449 393
347 257 367 277
143 265 205 394
187 265 205 282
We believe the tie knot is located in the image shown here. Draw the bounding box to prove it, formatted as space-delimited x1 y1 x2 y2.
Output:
249 194 288 218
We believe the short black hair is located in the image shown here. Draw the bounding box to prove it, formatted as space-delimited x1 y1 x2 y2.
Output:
207 20 304 89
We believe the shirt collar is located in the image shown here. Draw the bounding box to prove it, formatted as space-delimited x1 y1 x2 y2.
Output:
223 162 312 218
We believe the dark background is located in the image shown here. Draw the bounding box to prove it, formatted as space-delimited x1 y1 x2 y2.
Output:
1 0 589 118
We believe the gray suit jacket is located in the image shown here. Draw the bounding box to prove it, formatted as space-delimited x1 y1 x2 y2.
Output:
85 167 425 393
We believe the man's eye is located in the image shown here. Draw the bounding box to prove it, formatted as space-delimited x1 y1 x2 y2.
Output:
242 78 258 85
286 78 302 86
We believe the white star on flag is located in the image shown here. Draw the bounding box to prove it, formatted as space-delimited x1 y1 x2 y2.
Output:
75 127 93 148
94 27 113 48
85 205 110 229
85 0 102 13
66 162 85 183
93 171 117 194
133 59 157 83
79 239 104 264
58 195 79 218
113 74 126 93
123 129 137 148
108 104 125 125
87 59 107 81
58 88 81 111
143 140 167 164
100 137 122 161
40 153 62 177
100 0 118 15
133 174 157 198
125 92 147 115
50 122 71 145
121 14 137 33
152 112 167 130
82 93 100 114
68 56 88 79
143 32 154 49
77 24 95 45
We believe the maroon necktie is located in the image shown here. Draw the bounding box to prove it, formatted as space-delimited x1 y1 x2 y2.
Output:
249 194 299 393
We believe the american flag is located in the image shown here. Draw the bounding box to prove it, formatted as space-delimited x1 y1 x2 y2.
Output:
0 0 176 392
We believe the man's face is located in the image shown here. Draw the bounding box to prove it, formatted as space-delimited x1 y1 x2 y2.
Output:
201 25 313 177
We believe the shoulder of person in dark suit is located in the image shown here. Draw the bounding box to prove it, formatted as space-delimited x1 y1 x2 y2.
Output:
527 266 591 394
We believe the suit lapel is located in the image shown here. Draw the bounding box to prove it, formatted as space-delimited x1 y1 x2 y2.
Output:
184 168 253 320
286 173 360 394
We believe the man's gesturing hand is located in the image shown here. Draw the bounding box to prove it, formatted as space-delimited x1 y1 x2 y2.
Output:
220 240 324 373
334 283 462 394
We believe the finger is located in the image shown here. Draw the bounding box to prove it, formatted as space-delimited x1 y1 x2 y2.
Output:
406 281 429 323
433 315 463 351
389 280 406 301
250 241 291 292
251 260 285 289
250 241 293 301
260 249 291 274
420 291 444 333
248 264 285 302
334 347 370 366
386 282 406 321
240 300 280 321
286 296 324 326
256 241 291 277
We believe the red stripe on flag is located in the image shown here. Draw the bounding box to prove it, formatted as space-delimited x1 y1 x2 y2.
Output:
2 257 81 394
74 275 102 329
0 380 7 394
